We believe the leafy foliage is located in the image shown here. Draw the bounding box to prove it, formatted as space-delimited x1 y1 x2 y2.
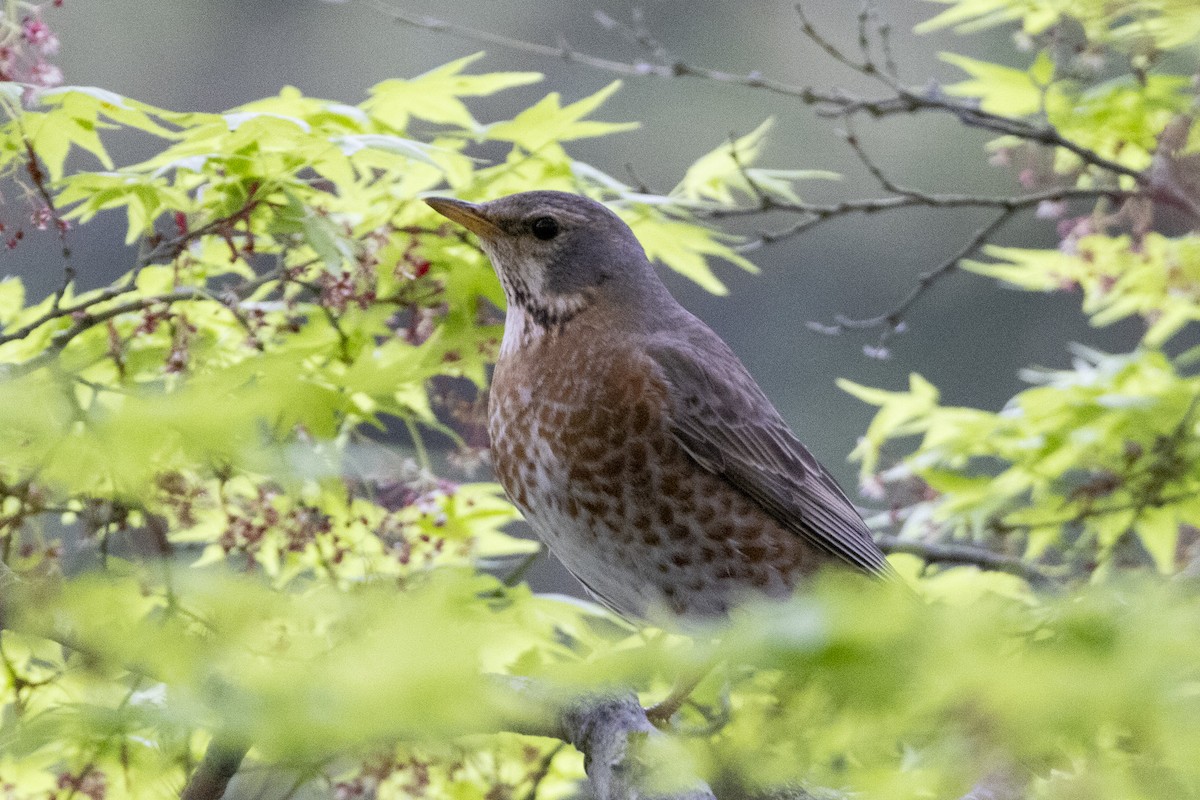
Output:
965 234 1200 347
843 347 1200 574
844 0 1200 585
0 34 828 798
919 0 1200 53
0 1 1199 798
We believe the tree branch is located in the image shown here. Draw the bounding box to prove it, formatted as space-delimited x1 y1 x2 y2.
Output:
488 680 715 800
876 534 1055 587
809 207 1017 348
365 1 838 101
367 1 1153 190
555 693 715 800
180 736 250 800
364 0 1178 351
21 137 76 311
0 268 283 379
722 185 1121 245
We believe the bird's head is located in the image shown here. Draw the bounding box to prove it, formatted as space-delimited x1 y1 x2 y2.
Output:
425 191 661 330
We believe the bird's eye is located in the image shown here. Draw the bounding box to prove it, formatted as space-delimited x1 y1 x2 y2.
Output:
530 216 560 241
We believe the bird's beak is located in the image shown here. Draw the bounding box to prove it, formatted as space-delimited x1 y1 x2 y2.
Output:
424 197 503 240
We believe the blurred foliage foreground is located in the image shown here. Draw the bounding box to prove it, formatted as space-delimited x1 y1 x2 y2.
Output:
0 0 1200 797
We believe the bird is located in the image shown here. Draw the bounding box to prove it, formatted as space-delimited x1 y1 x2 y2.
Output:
426 191 895 620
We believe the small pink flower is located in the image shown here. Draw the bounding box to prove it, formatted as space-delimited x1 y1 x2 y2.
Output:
1036 199 1067 219
31 205 52 230
28 60 63 87
1018 168 1038 189
21 18 59 55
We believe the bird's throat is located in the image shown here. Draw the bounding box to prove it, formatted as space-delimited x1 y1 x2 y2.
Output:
499 289 592 357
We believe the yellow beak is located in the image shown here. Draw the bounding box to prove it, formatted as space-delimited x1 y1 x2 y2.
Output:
424 197 504 240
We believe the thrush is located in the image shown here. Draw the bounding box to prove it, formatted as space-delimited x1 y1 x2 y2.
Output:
426 191 894 619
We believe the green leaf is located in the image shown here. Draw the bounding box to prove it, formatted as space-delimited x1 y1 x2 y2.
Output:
365 53 542 131
277 189 356 272
939 53 1044 116
1028 50 1055 85
621 208 757 295
1136 506 1182 574
484 81 638 150
671 118 840 206
0 277 25 326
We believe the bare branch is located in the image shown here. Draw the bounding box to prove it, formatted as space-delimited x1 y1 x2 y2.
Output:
835 88 1146 184
812 207 1016 340
180 736 250 800
366 1 857 102
366 0 1154 191
491 682 716 800
594 9 673 66
559 693 715 800
13 135 78 318
840 125 921 198
794 3 874 77
863 1 900 79
876 534 1055 587
743 184 1120 221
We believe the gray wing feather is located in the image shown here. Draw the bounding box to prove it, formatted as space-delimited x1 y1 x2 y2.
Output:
647 336 894 578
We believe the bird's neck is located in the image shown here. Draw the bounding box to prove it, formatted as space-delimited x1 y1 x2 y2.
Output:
498 280 595 359
495 266 684 359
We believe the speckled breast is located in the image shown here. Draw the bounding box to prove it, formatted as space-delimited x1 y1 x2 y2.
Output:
488 324 820 618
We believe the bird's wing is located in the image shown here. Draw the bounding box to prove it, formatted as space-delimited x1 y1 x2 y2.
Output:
647 337 895 578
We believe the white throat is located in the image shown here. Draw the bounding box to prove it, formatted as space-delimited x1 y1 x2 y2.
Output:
499 304 543 358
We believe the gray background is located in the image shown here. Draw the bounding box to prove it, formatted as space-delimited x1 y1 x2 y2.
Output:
16 1 1153 594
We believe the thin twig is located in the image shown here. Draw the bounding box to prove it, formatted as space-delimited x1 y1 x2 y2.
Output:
795 3 873 76
0 199 272 350
714 185 1125 224
732 183 1126 254
828 87 1149 187
368 0 1148 187
876 534 1055 586
593 9 673 66
368 1 857 101
17 135 76 316
518 742 566 800
2 269 281 379
817 207 1016 336
840 124 922 198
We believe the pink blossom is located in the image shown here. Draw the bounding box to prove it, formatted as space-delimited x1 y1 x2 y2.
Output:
21 18 59 56
27 60 63 88
1036 199 1067 219
1057 216 1094 254
1018 168 1038 189
31 205 52 230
